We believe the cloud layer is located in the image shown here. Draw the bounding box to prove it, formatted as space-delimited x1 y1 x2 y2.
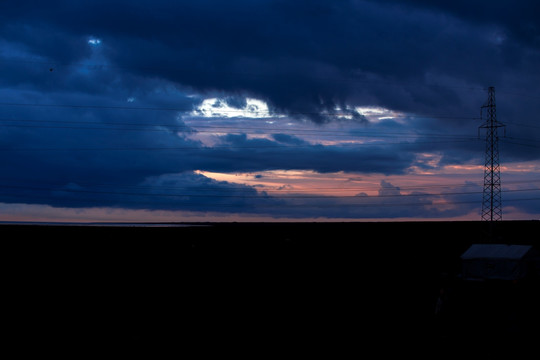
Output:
0 0 539 220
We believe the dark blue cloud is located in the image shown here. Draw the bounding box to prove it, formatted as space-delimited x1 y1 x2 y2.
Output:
1 0 528 120
2 1 539 121
379 0 540 48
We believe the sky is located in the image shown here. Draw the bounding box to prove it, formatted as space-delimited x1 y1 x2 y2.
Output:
0 0 539 222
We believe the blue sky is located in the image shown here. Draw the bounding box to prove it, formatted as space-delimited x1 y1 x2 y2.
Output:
0 0 539 222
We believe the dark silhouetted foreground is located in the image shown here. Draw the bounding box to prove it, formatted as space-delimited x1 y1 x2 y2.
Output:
4 221 539 353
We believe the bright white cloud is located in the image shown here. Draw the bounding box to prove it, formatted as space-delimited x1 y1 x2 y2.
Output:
87 38 102 46
193 98 277 118
355 106 403 122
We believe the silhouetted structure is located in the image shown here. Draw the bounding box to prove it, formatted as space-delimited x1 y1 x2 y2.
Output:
479 86 505 222
461 244 540 281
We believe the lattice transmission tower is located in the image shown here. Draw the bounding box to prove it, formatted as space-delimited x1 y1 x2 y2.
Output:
479 86 505 221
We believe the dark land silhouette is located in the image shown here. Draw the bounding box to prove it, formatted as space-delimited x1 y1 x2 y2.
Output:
4 220 539 353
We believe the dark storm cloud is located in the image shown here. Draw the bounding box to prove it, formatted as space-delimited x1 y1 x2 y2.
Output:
2 0 539 121
379 0 540 48
205 133 414 174
4 0 537 121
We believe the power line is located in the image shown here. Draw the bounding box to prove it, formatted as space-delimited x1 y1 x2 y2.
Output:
0 102 191 112
0 139 481 152
0 101 484 121
0 117 482 142
0 175 537 195
502 138 540 149
2 117 536 150
0 187 538 211
1 117 535 149
0 117 473 133
504 120 540 130
0 182 538 200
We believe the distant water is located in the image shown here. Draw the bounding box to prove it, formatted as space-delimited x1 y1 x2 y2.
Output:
0 221 208 227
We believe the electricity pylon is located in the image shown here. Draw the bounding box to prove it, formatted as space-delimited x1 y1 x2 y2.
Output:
479 86 505 222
